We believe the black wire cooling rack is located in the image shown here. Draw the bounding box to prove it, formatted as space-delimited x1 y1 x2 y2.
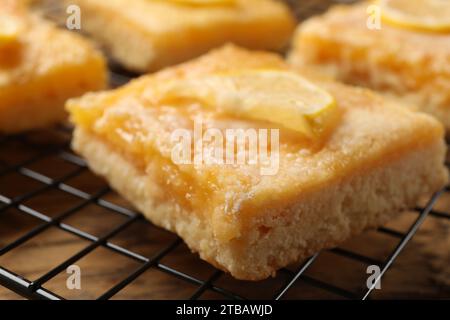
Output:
1 0 449 300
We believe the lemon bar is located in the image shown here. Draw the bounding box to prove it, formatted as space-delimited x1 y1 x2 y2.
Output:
67 45 447 280
61 0 296 72
0 1 107 134
289 1 450 130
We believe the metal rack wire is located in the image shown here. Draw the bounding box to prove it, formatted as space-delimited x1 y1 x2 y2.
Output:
1 0 449 300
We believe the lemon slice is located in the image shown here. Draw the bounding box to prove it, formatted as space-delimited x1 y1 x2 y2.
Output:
157 0 235 6
380 0 450 32
157 70 338 139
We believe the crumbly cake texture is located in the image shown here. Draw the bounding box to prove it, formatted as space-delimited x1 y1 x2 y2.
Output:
63 0 296 72
0 13 107 133
68 46 448 280
288 2 450 130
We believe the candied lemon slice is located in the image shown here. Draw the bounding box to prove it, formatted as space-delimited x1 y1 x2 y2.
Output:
157 70 338 139
380 0 450 32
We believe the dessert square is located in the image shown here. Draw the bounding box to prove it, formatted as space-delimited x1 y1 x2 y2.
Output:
61 0 296 72
67 45 448 280
0 1 107 134
289 2 450 130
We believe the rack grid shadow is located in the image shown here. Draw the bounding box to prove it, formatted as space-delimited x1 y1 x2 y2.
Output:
1 0 449 300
